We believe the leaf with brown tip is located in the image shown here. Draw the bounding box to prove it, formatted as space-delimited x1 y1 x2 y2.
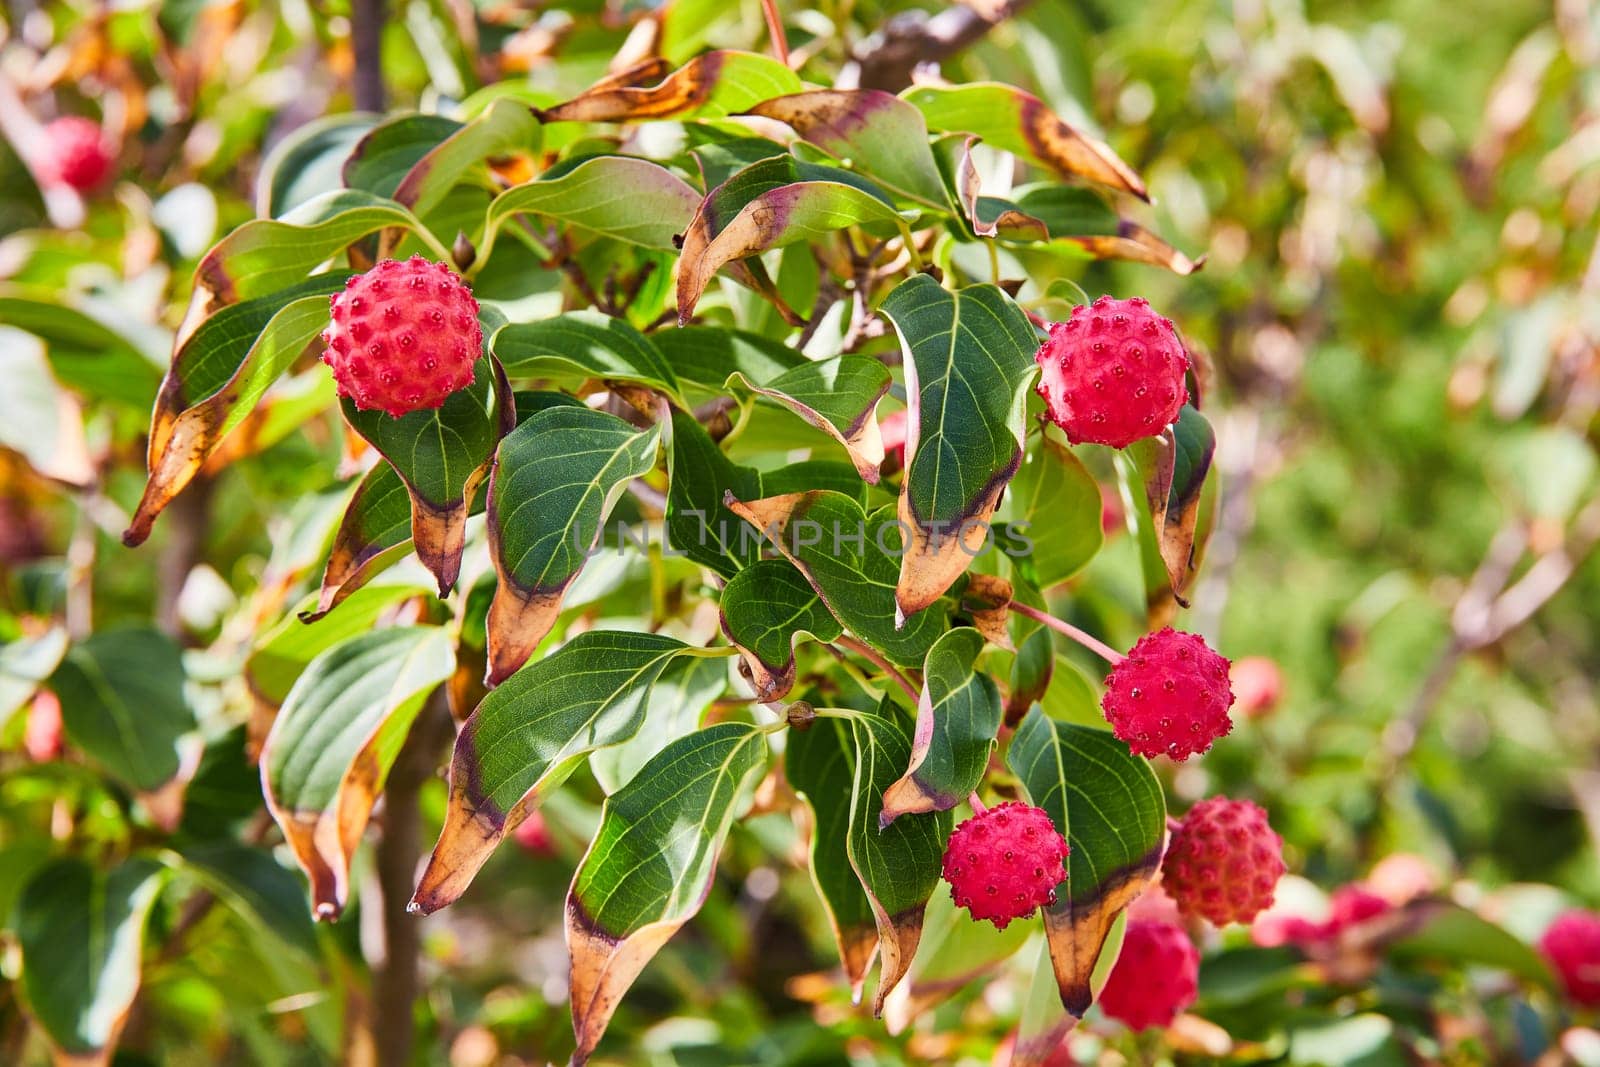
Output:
724 355 891 483
123 275 348 547
303 460 415 622
411 631 713 915
877 275 1039 622
340 356 510 597
566 723 769 1064
880 627 1002 824
483 406 663 685
259 626 454 918
1125 405 1215 621
718 559 842 703
539 50 801 124
676 155 911 322
903 83 1149 200
1006 708 1164 1018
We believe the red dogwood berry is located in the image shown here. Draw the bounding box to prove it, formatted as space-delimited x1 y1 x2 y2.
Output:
942 802 1069 929
39 117 113 192
1101 627 1234 760
1035 296 1190 449
321 256 481 418
1230 656 1284 718
1098 920 1199 1031
1162 796 1284 925
1540 910 1600 1007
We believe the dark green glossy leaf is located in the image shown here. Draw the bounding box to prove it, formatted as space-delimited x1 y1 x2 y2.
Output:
413 631 721 913
259 113 379 218
881 628 1002 823
666 410 763 577
481 155 701 257
1006 707 1165 1016
879 275 1039 619
719 558 842 702
341 355 505 595
1009 434 1103 589
492 312 681 402
15 857 167 1062
344 113 464 198
726 490 949 667
567 723 770 1065
725 355 892 483
484 406 663 684
589 654 728 794
1126 404 1215 621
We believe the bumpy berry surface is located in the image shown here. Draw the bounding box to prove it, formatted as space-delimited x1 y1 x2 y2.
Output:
1102 627 1234 760
1162 796 1284 925
941 802 1069 929
1034 295 1190 449
1097 920 1199 1031
320 256 481 418
41 117 112 191
1540 910 1600 1007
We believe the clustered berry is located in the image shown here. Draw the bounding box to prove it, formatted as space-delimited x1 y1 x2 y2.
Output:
321 256 482 418
1034 295 1190 449
1097 919 1200 1031
941 802 1069 929
1102 627 1234 760
1539 909 1600 1007
1162 797 1284 925
39 116 113 192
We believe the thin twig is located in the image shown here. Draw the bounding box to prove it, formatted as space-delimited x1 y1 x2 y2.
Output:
834 634 921 703
759 0 791 66
1009 602 1124 665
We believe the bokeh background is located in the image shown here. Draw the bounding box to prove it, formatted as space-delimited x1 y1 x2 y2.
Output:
2 0 1597 1063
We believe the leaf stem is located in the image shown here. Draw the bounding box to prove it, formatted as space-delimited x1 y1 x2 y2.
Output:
760 0 791 65
834 634 921 703
968 792 988 814
1009 602 1125 665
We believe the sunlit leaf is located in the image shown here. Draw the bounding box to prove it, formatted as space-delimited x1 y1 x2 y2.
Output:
719 558 842 702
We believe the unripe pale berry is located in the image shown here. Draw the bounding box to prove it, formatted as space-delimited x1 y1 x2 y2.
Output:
1034 296 1190 449
40 117 113 192
1540 910 1600 1007
1162 796 1284 925
513 810 554 856
321 256 481 418
1097 919 1199 1030
24 690 64 762
941 802 1069 930
1101 627 1234 760
1229 656 1283 718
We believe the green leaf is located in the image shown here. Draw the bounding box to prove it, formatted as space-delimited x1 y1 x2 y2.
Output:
481 155 701 258
248 580 432 709
484 405 663 684
787 713 881 996
677 155 911 321
540 50 802 124
746 90 949 210
1006 707 1165 1016
48 627 198 814
1388 901 1557 989
391 98 541 219
0 286 163 408
173 842 320 961
344 113 465 198
653 326 805 404
341 355 506 596
567 723 770 1065
666 410 764 577
260 626 454 918
991 185 1202 274
1009 434 1103 588
726 490 949 667
719 559 842 702
413 631 718 913
589 654 728 794
183 189 430 343
841 701 952 1014
259 113 378 217
304 460 418 622
881 628 1002 823
124 275 350 547
492 311 681 402
725 355 892 483
15 857 167 1062
878 275 1039 619
901 83 1148 199
0 626 67 728
896 881 1034 1026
